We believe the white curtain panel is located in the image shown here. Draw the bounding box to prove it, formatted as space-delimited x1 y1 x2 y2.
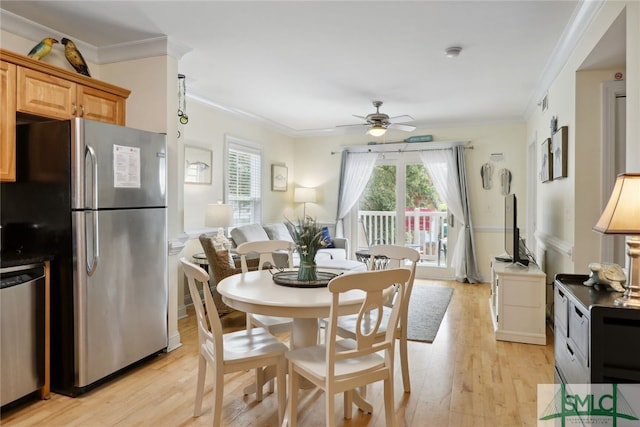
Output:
336 152 378 237
420 149 468 280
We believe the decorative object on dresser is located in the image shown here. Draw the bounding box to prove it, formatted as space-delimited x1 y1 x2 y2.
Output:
583 262 626 292
205 202 233 249
593 173 640 307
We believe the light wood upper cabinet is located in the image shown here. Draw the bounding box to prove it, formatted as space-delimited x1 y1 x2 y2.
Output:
17 67 125 125
78 85 125 124
1 48 130 182
17 66 77 119
1 60 17 182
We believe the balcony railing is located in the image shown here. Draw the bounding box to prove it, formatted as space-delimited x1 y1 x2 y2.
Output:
358 209 448 261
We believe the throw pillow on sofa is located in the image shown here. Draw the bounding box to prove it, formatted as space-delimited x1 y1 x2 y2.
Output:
230 224 269 246
263 223 295 243
321 226 335 248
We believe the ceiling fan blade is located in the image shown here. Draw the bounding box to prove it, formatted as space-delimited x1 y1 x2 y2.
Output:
388 115 414 124
388 123 416 132
336 123 368 128
352 114 367 120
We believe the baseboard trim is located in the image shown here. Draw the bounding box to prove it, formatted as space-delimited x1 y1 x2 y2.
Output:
166 331 182 352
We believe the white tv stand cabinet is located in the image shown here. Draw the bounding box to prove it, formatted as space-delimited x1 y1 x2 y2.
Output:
489 258 547 345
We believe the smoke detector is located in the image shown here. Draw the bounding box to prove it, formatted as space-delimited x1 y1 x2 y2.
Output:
445 46 462 58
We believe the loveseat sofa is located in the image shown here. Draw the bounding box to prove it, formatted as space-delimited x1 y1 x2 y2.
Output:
229 223 349 266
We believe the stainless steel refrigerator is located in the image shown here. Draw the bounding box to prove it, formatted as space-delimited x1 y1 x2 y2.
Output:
7 118 168 396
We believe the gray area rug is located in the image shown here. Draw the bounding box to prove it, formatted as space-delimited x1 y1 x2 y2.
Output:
407 285 454 343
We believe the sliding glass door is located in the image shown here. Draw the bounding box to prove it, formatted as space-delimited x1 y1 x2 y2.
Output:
357 152 455 279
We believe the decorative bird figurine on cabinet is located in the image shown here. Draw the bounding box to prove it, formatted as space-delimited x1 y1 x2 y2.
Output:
27 37 58 60
61 37 91 77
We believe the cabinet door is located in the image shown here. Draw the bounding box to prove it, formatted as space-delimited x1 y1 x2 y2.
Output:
1 60 16 182
16 67 77 119
78 85 125 125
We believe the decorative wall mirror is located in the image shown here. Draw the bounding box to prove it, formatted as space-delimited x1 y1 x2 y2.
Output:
184 146 212 184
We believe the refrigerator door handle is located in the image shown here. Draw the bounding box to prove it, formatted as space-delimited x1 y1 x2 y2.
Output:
86 211 99 276
86 145 99 275
86 145 98 209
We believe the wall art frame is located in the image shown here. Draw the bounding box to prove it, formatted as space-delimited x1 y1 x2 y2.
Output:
552 126 568 179
540 138 553 183
271 164 288 191
184 145 212 184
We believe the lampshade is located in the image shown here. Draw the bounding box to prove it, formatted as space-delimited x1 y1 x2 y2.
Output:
593 173 640 235
294 187 317 204
367 124 387 137
205 203 233 228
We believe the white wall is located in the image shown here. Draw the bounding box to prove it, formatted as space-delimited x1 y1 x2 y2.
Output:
181 98 296 232
526 0 640 282
293 122 528 281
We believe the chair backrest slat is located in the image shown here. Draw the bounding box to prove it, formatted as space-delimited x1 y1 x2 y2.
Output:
236 240 294 272
326 268 409 370
368 245 419 326
180 257 224 361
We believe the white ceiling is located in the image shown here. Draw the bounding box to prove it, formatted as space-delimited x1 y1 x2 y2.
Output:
0 1 625 136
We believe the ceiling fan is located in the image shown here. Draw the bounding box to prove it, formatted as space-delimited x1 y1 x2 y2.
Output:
338 100 416 137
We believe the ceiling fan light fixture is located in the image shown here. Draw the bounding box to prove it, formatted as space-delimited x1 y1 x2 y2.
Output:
367 124 387 137
445 46 462 58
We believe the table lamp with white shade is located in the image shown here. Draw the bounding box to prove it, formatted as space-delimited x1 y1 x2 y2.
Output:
205 202 233 248
294 187 317 218
593 173 640 308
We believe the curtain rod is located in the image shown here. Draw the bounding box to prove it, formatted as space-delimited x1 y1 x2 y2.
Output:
331 142 473 155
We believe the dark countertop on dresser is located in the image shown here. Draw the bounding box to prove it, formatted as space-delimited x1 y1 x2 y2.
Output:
554 273 623 309
0 251 53 268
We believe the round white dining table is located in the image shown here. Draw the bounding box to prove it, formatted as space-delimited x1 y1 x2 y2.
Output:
216 269 366 349
217 268 376 411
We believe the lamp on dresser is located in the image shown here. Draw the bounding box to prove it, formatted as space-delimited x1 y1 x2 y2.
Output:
205 202 233 249
593 173 640 308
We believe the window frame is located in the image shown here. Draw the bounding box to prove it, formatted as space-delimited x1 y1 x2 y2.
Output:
224 135 262 227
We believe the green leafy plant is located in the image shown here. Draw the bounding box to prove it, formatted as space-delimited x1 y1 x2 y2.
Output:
287 216 328 263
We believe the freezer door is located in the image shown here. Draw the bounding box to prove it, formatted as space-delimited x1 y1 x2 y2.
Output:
76 119 167 209
73 208 167 387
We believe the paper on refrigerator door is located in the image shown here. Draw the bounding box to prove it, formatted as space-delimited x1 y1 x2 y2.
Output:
113 144 141 188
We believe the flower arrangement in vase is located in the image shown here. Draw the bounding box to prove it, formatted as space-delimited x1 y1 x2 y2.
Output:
287 216 328 281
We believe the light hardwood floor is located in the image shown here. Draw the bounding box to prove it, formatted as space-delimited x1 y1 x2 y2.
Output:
0 280 555 426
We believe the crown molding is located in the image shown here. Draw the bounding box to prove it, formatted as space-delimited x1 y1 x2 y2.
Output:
0 9 191 64
523 0 605 119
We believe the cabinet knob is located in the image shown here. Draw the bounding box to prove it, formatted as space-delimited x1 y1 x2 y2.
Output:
80 104 85 117
72 102 77 116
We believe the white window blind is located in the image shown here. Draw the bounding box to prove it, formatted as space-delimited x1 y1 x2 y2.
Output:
226 138 262 226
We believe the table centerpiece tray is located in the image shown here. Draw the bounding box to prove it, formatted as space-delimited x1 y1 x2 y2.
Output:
271 271 338 288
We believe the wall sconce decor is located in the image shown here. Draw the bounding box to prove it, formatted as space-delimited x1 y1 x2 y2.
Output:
178 74 189 125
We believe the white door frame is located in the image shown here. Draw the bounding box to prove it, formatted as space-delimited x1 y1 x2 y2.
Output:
600 80 626 263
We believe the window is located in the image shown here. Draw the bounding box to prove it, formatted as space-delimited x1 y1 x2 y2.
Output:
225 137 262 226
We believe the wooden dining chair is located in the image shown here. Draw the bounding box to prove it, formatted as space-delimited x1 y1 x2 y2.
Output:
236 240 295 335
335 244 419 393
180 258 287 426
284 268 410 427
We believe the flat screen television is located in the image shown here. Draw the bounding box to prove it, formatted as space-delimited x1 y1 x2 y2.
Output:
503 194 529 266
